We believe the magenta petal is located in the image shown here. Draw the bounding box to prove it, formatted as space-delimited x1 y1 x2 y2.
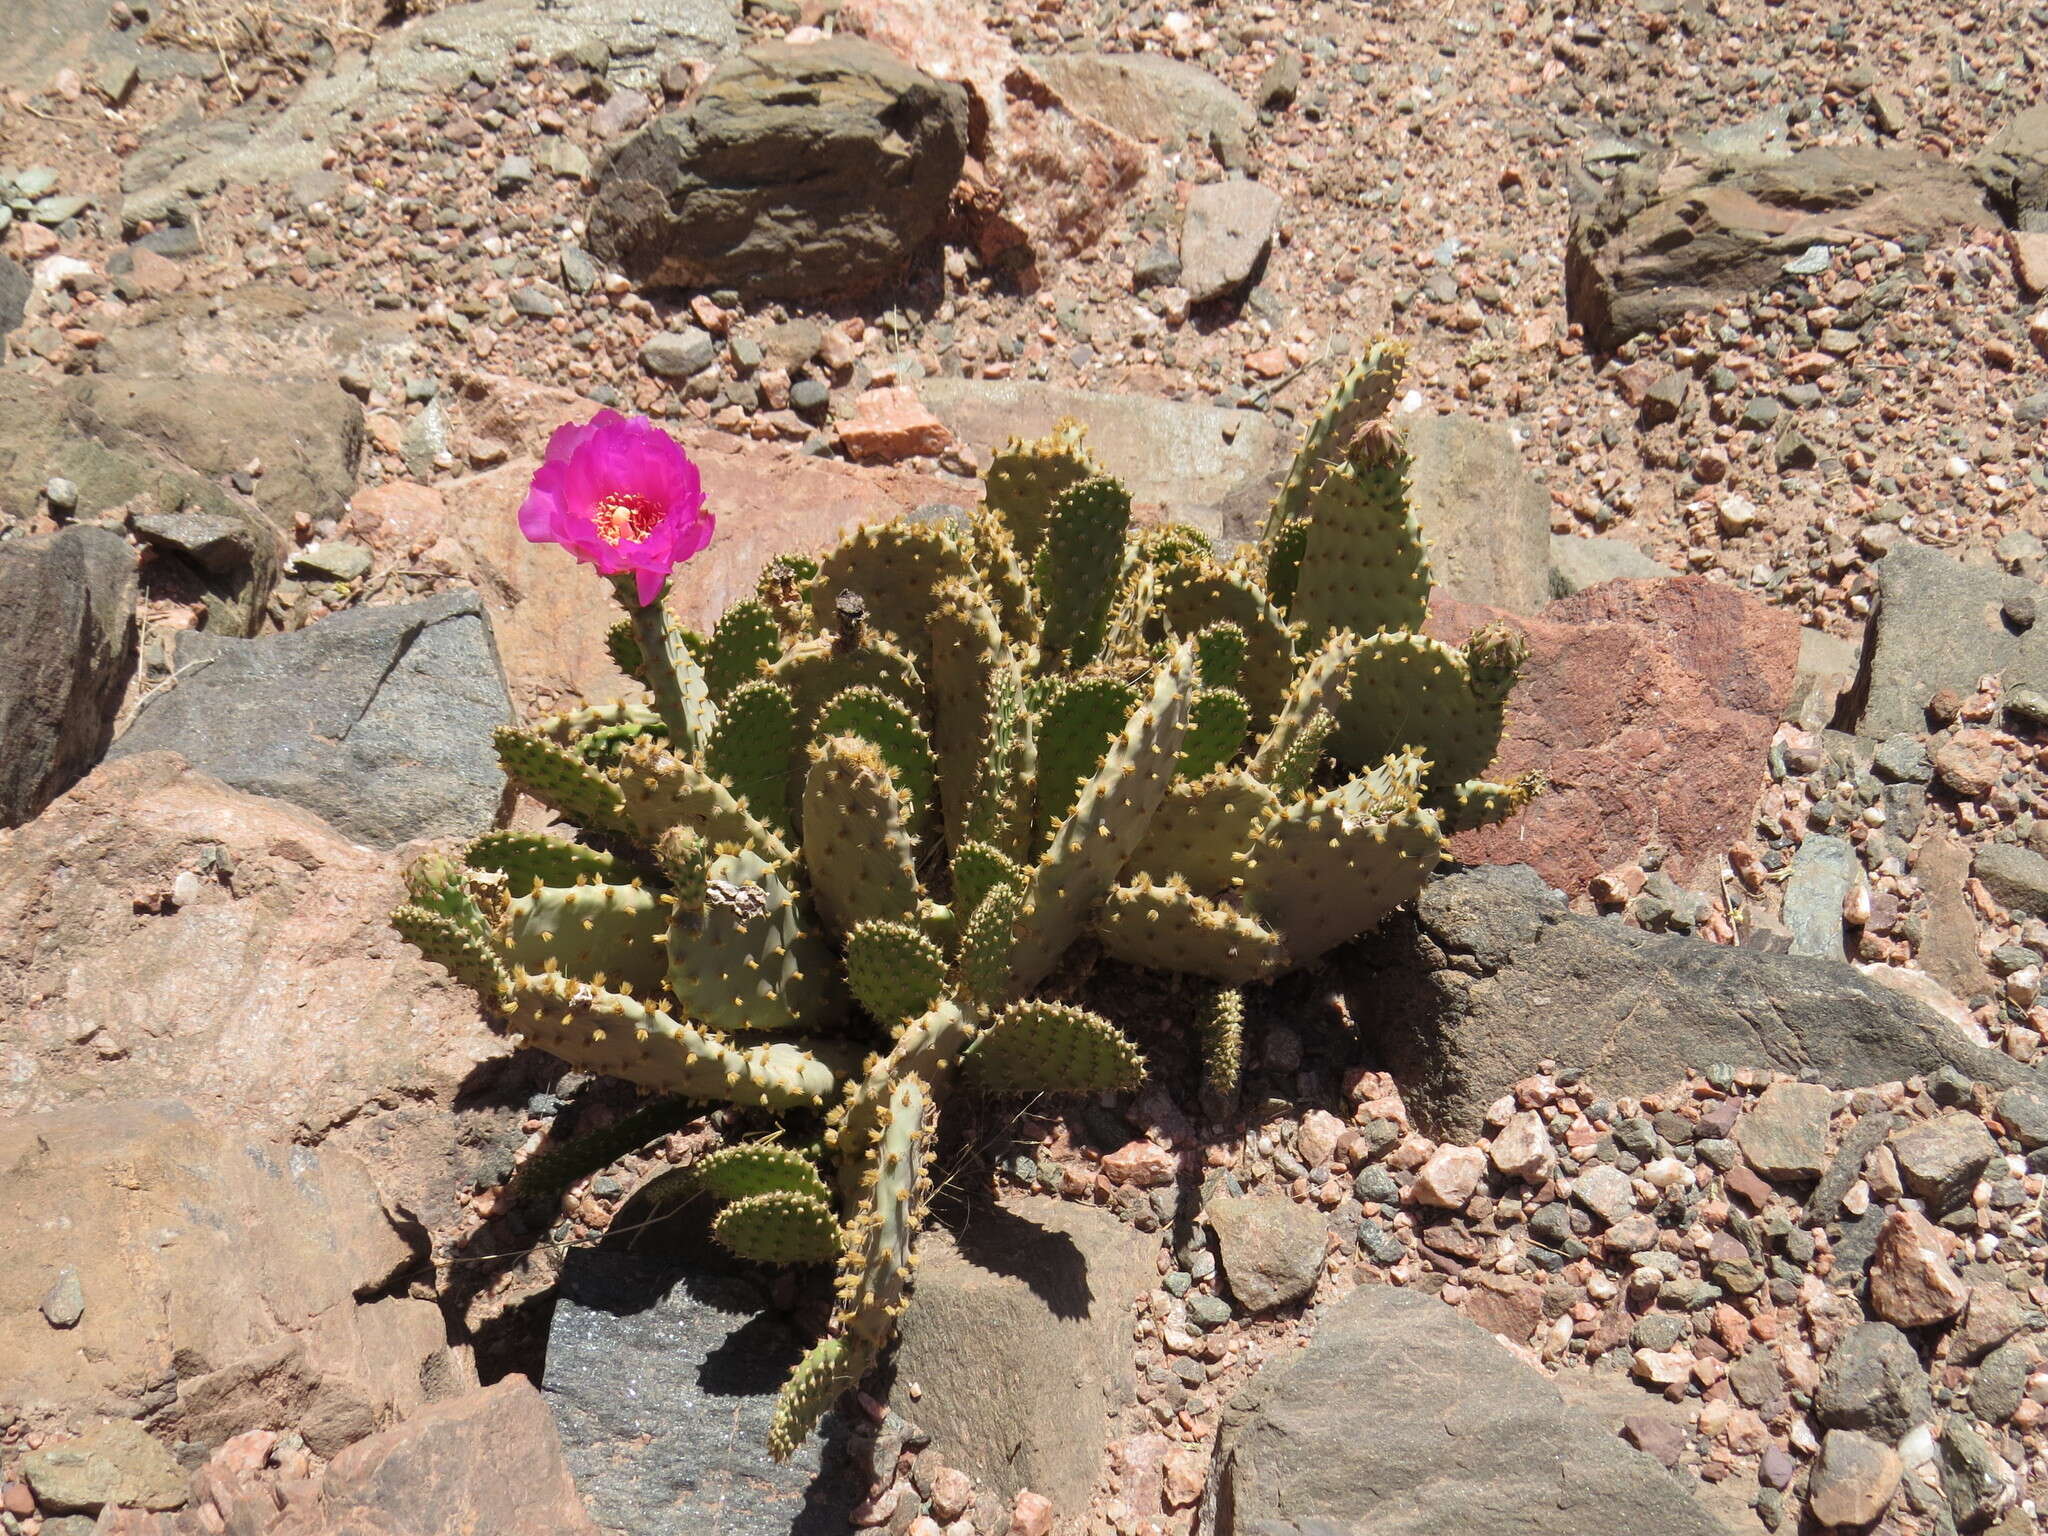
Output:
633 565 666 607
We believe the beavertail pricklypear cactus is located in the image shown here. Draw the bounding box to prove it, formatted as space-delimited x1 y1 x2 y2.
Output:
394 344 1541 1458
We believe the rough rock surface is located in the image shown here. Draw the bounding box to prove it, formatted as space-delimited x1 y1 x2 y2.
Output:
1025 51 1254 151
0 255 27 336
1548 533 1678 596
1567 146 2001 349
0 752 525 1229
0 1099 472 1450
0 524 137 828
1206 1194 1327 1311
1204 1285 1727 1535
1341 864 2038 1139
1434 577 1803 895
887 1197 1156 1513
588 40 969 298
1974 103 2048 225
544 1219 861 1536
1845 544 2048 737
268 1378 598 1536
109 591 511 848
1405 413 1555 614
1178 177 1283 303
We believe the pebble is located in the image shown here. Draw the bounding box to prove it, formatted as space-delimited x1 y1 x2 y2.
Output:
1868 1209 1968 1328
1807 1429 1901 1528
1570 1163 1636 1226
1411 1144 1486 1208
1733 1082 1833 1181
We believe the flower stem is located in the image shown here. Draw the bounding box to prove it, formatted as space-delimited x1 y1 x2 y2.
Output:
613 575 711 757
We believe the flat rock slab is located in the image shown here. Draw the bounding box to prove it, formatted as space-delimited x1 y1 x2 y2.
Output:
544 1246 861 1536
1205 1285 1728 1536
1339 864 2039 1140
919 376 1284 542
886 1196 1157 1516
1847 543 2048 738
1435 576 1803 896
1024 51 1252 148
110 591 511 848
1405 413 1554 615
0 524 136 828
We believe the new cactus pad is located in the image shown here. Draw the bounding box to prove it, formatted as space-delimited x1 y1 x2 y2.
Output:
394 343 1541 1456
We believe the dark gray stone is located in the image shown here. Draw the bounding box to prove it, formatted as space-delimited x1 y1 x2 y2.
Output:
1973 842 2048 920
544 1221 860 1536
1179 177 1283 304
1203 1286 1727 1536
1938 1416 2016 1529
1132 241 1181 291
1815 1322 1932 1443
109 592 510 847
1995 1084 2048 1150
639 327 718 379
0 255 27 336
1969 1342 2031 1425
0 525 138 828
1334 864 2040 1139
1782 833 1856 958
588 40 968 299
1846 544 2048 738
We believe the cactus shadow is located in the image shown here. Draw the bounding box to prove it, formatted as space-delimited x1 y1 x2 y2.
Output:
943 1195 1093 1321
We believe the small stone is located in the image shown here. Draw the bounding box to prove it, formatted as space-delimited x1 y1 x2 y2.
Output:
1872 734 1933 784
1869 1209 1967 1329
290 542 373 584
39 1267 84 1328
1973 842 2048 919
789 378 830 414
1255 47 1302 109
1939 1418 2015 1530
45 477 79 512
641 327 719 379
1133 241 1181 291
1296 1109 1346 1168
560 248 599 294
1488 1110 1556 1182
20 1421 187 1515
838 386 952 464
1774 427 1818 471
1101 1141 1176 1188
1969 1341 2031 1425
1411 1144 1487 1208
1734 1082 1833 1180
1952 1284 2027 1364
1009 1490 1054 1536
1206 1194 1326 1311
509 285 559 319
1814 1322 1931 1441
1621 1415 1686 1468
1890 1112 1997 1213
928 1466 974 1523
494 155 535 192
1931 730 2003 798
1571 1163 1636 1226
1807 1429 1901 1529
1993 1084 2048 1149
1640 370 1685 424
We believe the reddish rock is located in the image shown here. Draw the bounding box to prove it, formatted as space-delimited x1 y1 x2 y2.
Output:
1008 1489 1055 1536
1931 729 2004 799
1435 578 1803 897
1459 1272 1542 1342
2010 229 2048 296
123 247 186 296
1412 1144 1487 1208
268 1378 598 1536
838 385 953 463
1869 1209 1968 1328
1101 1139 1178 1188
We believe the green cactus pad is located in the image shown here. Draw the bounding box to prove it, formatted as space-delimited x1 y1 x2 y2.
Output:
1329 628 1517 791
402 849 485 925
1152 562 1293 731
1034 475 1132 670
770 1335 861 1463
1439 771 1545 833
960 874 1026 1005
1195 984 1245 1106
810 521 975 674
1095 876 1287 982
1263 517 1311 611
605 617 646 684
831 1071 934 1345
1125 770 1277 893
494 727 631 836
666 845 847 1035
802 736 922 938
705 599 783 702
967 508 1040 652
927 577 1015 855
530 699 662 746
501 879 671 996
466 830 628 896
767 630 925 803
1178 687 1249 780
1144 522 1214 569
845 919 948 1026
1251 629 1361 783
962 1000 1146 1094
951 840 1024 920
393 905 511 1009
1034 675 1140 843
617 737 793 864
691 1141 835 1206
707 678 798 838
713 1191 841 1265
981 419 1101 562
815 686 937 839
1262 339 1407 548
756 554 821 632
1242 783 1443 965
1193 622 1247 690
506 972 840 1109
827 1002 972 1187
1265 710 1335 799
618 590 717 759
1286 424 1431 646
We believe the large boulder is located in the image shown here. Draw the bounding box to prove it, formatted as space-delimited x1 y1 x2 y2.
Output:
1973 105 2048 228
1405 414 1554 614
0 524 137 828
1434 576 1803 896
588 39 969 298
0 752 526 1230
1339 864 2039 1140
108 591 512 848
887 1197 1157 1515
1843 543 2048 737
1567 146 2001 349
1204 1285 1728 1536
0 1099 473 1452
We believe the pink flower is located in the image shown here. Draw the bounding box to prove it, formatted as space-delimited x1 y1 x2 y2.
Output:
517 410 713 606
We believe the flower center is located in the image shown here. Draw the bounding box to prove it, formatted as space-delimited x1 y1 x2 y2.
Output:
592 491 665 545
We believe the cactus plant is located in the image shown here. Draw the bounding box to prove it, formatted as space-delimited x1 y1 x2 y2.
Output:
394 347 1541 1458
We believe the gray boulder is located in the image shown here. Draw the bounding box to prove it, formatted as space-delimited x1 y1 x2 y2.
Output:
0 525 137 828
109 591 511 847
1179 176 1282 304
1204 1285 1727 1536
1974 105 2048 227
1550 533 1677 598
1335 864 2038 1139
1844 543 2048 737
1567 146 2000 349
588 40 968 298
1406 414 1553 614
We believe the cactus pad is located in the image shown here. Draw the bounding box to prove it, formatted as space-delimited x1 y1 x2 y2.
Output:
1095 876 1287 982
962 1001 1146 1094
714 1191 841 1265
845 919 948 1026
